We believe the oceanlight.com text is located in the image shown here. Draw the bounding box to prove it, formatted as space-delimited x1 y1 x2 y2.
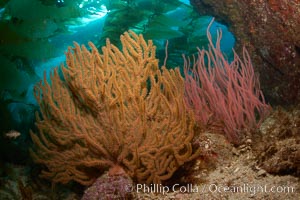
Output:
126 183 296 196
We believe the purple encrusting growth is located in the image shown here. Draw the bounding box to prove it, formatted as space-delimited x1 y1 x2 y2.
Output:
81 171 133 200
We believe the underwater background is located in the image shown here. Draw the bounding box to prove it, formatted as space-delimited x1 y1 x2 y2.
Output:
0 0 299 199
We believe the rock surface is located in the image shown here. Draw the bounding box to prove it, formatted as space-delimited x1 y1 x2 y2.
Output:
190 0 300 105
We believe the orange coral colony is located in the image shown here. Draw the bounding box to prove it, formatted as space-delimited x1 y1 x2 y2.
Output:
30 31 200 186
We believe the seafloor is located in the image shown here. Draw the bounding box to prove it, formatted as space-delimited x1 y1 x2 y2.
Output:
0 105 299 199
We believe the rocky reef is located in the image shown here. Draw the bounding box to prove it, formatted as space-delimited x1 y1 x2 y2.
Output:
190 0 300 105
